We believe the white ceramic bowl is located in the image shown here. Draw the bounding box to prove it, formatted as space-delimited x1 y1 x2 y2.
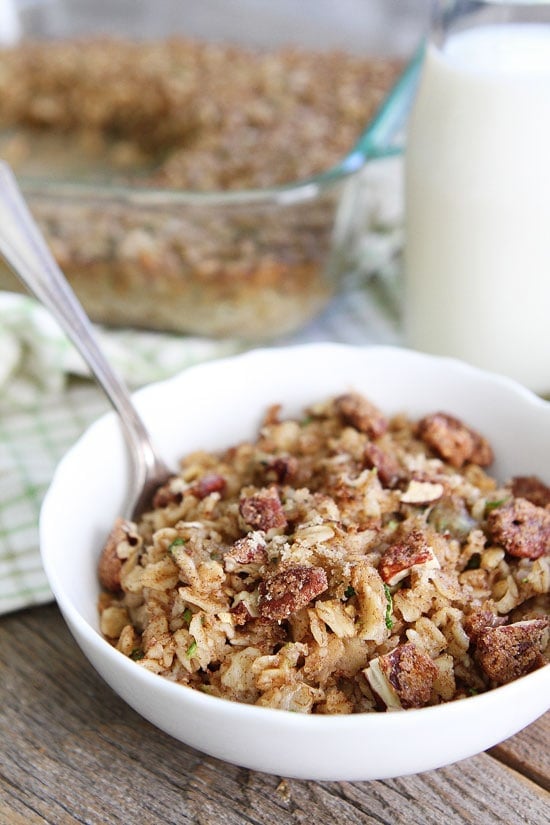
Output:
40 344 550 781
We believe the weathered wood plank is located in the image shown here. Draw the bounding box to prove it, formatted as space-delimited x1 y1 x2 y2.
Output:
1 604 548 825
490 713 550 791
0 786 51 825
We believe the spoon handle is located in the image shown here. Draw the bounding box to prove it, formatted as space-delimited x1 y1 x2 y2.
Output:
0 161 168 507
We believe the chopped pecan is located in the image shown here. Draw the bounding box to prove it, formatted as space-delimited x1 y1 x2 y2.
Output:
262 455 299 484
262 404 282 427
416 412 493 468
239 486 287 531
230 601 254 626
475 618 549 684
463 609 507 643
509 475 550 509
487 497 550 559
154 473 225 507
258 565 328 621
189 473 226 500
365 643 438 709
334 392 388 438
363 443 402 487
152 478 182 509
224 531 267 571
379 529 440 586
98 517 138 592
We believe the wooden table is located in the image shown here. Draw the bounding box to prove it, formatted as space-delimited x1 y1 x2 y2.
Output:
1 604 548 825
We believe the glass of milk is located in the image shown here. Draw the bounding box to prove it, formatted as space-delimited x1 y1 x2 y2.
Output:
404 0 550 394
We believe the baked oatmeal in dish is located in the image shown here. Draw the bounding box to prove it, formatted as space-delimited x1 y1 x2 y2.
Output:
98 392 549 713
0 38 401 189
0 38 402 338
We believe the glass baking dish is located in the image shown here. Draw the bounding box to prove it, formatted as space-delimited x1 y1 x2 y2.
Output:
0 0 428 340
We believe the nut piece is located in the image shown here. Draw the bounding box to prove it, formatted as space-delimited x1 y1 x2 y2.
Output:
239 486 287 531
475 618 549 684
189 473 226 500
224 531 267 571
230 601 254 626
487 497 550 559
334 392 388 438
509 475 550 509
363 443 402 488
98 517 138 592
364 643 438 709
258 565 328 621
400 479 444 505
379 529 440 586
463 609 507 643
262 455 299 484
152 477 183 508
416 412 493 468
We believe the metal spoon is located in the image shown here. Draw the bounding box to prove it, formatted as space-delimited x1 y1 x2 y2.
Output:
0 161 172 520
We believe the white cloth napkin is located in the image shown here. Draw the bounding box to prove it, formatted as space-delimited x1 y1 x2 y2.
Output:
0 291 245 410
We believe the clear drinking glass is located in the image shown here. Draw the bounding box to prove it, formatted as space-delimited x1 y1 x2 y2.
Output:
404 1 550 394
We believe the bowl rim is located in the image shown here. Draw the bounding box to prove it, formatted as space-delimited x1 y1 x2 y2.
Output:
19 49 423 207
40 342 550 731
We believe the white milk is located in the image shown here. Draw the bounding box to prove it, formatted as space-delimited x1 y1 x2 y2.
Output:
404 24 550 394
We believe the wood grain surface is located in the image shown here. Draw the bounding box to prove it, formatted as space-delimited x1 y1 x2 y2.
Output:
0 604 548 825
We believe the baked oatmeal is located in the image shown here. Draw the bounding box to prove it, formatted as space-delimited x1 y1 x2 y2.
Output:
98 392 550 713
0 38 402 338
0 38 400 189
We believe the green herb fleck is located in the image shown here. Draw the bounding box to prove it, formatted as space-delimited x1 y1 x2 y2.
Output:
465 553 481 570
467 687 478 696
521 577 530 584
383 583 394 630
485 498 506 512
168 537 186 554
344 585 356 599
130 649 144 661
183 608 193 626
300 415 313 428
186 640 198 658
